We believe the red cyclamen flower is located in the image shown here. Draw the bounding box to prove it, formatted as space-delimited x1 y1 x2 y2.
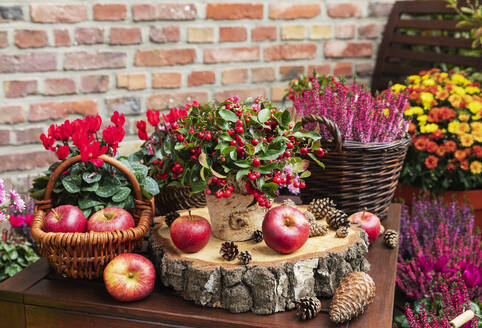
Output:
102 125 125 155
136 120 148 140
56 145 70 160
110 111 125 127
80 141 108 167
146 109 160 126
162 108 189 124
40 133 55 151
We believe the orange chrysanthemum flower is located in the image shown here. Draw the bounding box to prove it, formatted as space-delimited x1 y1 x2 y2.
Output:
426 141 439 153
408 123 417 133
435 146 447 157
425 155 439 169
414 137 428 151
444 140 457 152
436 89 449 100
430 129 444 140
447 162 456 170
455 150 467 161
460 160 469 171
473 145 482 158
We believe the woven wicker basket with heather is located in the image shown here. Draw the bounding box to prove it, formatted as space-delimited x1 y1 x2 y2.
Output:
135 97 324 240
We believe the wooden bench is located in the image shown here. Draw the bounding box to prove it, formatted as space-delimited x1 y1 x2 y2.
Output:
371 0 481 91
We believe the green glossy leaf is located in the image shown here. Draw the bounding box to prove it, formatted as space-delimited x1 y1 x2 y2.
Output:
281 109 291 128
234 161 251 168
219 109 238 122
300 170 311 179
222 146 236 156
236 169 250 182
82 171 102 184
257 108 270 124
192 179 207 193
307 153 325 168
262 182 278 199
258 148 286 161
291 159 310 173
112 187 131 202
293 131 321 141
199 153 209 168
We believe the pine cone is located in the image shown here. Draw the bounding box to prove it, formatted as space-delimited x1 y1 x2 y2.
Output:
383 229 398 249
329 272 376 323
282 198 296 207
238 250 252 265
164 211 180 227
326 209 349 229
253 230 263 243
336 226 349 238
309 220 328 237
308 198 337 220
296 296 322 320
220 241 239 261
304 211 316 222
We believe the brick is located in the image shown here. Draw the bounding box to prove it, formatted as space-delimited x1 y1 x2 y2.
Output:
251 26 277 42
75 27 104 45
44 78 76 96
117 73 146 90
327 3 363 18
93 4 127 21
310 25 332 40
222 69 248 85
14 128 43 145
132 3 197 21
271 84 288 102
264 43 317 61
308 64 331 75
281 25 305 40
269 3 321 19
214 88 266 102
106 97 141 115
64 51 126 70
0 152 56 174
54 29 70 47
150 26 180 43
204 46 259 64
252 67 275 83
30 4 88 23
0 31 7 48
152 72 182 89
358 23 379 39
187 27 215 43
220 27 247 42
147 92 209 110
0 6 23 21
206 3 263 20
368 2 394 17
280 65 304 81
0 106 24 123
14 30 48 48
335 24 355 39
0 130 9 145
188 71 215 87
81 75 109 93
4 80 37 98
134 49 196 67
324 41 373 58
29 100 98 122
334 62 353 77
356 61 374 76
0 53 57 73
110 27 141 45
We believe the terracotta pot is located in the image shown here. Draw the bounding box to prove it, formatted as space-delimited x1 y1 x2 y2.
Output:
205 193 266 241
394 183 482 229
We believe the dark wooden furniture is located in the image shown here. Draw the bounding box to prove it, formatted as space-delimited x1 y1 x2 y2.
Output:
0 204 401 328
371 0 481 91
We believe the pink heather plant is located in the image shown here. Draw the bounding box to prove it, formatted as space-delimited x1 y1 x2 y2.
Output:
293 78 410 143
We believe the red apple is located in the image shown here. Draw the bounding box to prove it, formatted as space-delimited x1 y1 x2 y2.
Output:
87 207 135 232
170 214 211 253
43 205 87 233
103 253 155 302
348 211 381 244
262 205 309 254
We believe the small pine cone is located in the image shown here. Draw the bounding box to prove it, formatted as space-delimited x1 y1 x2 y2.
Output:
329 272 376 324
326 209 349 229
383 229 398 249
220 241 239 261
164 211 180 227
296 296 322 321
253 230 263 243
304 211 316 222
336 226 349 238
282 198 297 207
238 250 252 265
309 220 328 237
308 198 337 220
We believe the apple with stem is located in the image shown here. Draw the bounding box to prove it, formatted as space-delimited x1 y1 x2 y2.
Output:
103 253 155 302
43 205 87 233
262 205 309 254
348 210 381 244
87 207 135 232
170 211 211 253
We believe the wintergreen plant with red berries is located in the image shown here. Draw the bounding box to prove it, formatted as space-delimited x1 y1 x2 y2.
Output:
135 97 324 208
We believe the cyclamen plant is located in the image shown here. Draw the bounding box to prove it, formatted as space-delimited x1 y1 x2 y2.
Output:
135 97 324 208
293 77 410 143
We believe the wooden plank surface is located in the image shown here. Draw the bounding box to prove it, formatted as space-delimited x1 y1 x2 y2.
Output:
2 204 402 328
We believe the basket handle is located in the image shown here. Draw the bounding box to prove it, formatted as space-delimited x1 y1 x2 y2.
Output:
301 114 343 152
44 155 143 202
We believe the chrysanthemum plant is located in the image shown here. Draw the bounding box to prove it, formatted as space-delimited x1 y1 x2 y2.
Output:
29 112 159 218
134 97 324 208
397 69 482 193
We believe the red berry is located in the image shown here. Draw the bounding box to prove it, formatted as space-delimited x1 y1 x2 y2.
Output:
230 140 237 146
316 148 325 157
205 189 211 195
254 171 261 178
283 150 291 158
300 148 308 156
237 146 244 153
261 137 267 143
189 128 195 134
226 103 231 109
252 158 260 167
235 127 244 134
228 129 235 136
248 173 257 181
289 124 293 129
198 132 205 139
286 142 294 149
293 181 300 188
235 120 243 127
215 190 223 198
190 155 197 160
205 131 212 141
252 138 259 146
220 156 226 162
171 122 179 130
223 189 232 198
245 118 250 123
176 134 185 142
299 181 306 188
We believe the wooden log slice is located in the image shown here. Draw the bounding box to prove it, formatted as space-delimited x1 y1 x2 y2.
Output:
148 206 370 315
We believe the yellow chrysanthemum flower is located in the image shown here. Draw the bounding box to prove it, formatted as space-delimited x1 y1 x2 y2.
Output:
420 92 434 109
470 161 481 174
412 106 424 115
459 134 474 147
417 114 428 122
455 122 470 135
467 101 482 114
451 73 469 85
459 113 470 121
408 75 421 84
391 84 406 93
423 79 436 86
449 94 463 108
466 86 480 95
474 114 481 120
423 123 439 133
471 121 482 133
440 72 448 78
448 121 460 134
422 74 430 81
452 86 466 97
474 130 482 142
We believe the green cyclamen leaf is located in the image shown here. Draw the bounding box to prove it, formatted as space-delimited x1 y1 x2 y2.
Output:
82 171 102 184
95 184 118 198
143 176 160 195
81 182 99 192
78 198 104 210
112 187 132 202
61 177 80 193
131 163 148 177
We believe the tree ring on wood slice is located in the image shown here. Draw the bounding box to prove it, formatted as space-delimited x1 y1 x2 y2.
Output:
149 205 370 315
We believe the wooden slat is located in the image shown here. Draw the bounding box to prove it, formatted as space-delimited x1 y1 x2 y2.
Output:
380 62 432 76
395 19 472 31
394 1 457 14
391 34 473 49
0 301 26 328
386 48 481 68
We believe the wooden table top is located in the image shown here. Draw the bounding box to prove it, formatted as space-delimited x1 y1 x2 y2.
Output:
0 204 401 328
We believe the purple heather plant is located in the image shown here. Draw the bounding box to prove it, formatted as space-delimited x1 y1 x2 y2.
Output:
293 78 409 143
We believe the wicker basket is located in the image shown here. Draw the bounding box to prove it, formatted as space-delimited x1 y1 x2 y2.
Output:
300 114 411 219
155 185 206 216
32 155 153 279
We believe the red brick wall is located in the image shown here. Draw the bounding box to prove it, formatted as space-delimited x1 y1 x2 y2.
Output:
0 1 394 187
